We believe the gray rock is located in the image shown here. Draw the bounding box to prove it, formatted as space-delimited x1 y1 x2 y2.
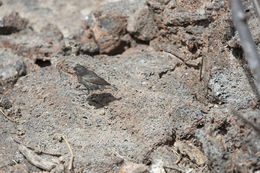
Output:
208 68 256 108
10 51 188 172
127 7 158 41
196 128 228 172
171 103 204 139
0 50 26 86
80 41 99 55
84 0 147 54
0 12 28 35
0 23 64 63
195 108 260 172
162 8 212 26
0 94 12 109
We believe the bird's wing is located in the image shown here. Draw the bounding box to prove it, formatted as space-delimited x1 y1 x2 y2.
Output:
84 70 111 85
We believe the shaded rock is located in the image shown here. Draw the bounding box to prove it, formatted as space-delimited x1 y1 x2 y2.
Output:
171 103 204 139
0 12 28 35
0 23 64 64
0 94 12 109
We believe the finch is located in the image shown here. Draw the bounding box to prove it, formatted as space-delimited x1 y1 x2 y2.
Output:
73 64 117 94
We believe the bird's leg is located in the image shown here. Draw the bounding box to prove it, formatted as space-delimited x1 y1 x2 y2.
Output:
79 89 90 96
74 87 90 96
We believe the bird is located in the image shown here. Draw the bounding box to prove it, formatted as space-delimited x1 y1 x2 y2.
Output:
73 64 117 94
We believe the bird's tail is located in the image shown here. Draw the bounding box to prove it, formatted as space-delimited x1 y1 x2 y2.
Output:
108 85 118 91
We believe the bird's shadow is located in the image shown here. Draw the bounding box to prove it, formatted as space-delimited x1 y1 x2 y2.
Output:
86 93 121 109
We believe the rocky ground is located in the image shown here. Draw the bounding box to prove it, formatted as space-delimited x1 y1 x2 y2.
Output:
0 0 259 172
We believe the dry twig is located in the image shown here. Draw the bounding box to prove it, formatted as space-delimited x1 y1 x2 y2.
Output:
164 165 185 173
18 144 56 171
13 138 61 157
251 0 260 21
231 0 260 95
0 108 19 123
62 136 74 172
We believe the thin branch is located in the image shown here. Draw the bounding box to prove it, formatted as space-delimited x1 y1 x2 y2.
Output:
0 108 19 124
164 165 185 173
251 0 260 21
231 0 260 96
62 136 74 172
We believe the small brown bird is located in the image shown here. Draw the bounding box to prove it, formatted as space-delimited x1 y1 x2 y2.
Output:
73 64 117 94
